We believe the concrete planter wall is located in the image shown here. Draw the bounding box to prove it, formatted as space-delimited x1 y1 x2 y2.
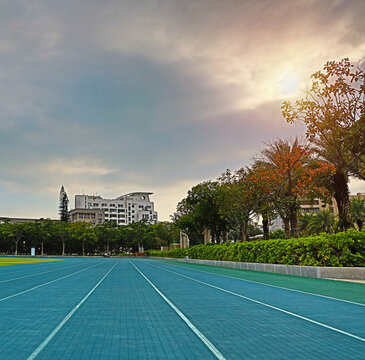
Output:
152 257 365 280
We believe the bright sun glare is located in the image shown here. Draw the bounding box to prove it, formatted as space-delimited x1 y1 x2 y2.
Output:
277 72 301 96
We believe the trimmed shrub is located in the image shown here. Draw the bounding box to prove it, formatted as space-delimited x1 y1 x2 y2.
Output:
146 230 365 267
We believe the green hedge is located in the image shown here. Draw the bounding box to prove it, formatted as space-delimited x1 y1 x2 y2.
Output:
146 230 365 267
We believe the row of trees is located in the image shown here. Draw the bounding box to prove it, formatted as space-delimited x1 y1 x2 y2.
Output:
0 219 179 256
173 59 365 243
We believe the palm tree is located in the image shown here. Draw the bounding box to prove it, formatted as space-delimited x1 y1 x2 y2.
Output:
307 210 336 235
260 137 312 237
350 197 365 231
299 212 314 236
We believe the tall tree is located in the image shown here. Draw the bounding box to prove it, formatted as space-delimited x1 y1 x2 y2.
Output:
282 58 365 230
59 186 70 222
96 221 118 254
217 168 257 242
258 137 334 237
174 181 228 244
69 222 96 256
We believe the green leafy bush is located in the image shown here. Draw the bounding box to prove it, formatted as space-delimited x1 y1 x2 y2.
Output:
146 230 365 267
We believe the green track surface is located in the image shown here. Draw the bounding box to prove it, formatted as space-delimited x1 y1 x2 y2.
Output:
0 257 63 266
155 259 365 305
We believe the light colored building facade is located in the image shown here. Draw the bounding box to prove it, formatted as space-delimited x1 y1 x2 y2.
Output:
74 192 158 226
269 216 285 232
69 208 105 225
300 198 338 215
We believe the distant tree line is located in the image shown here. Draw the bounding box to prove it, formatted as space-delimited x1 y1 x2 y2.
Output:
0 219 179 256
173 59 365 243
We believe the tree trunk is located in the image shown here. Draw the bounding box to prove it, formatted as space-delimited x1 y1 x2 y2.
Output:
82 241 85 256
62 241 65 256
106 241 110 253
41 241 44 256
240 221 248 242
262 213 269 240
283 217 290 238
357 219 363 232
289 208 299 238
223 231 228 242
333 170 350 231
14 240 18 256
211 231 216 244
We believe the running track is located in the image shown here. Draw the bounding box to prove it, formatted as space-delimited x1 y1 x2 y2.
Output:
0 258 364 359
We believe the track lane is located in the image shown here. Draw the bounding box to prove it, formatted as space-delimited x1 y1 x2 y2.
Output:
147 260 365 338
0 260 117 359
33 260 216 360
135 259 365 359
0 260 102 299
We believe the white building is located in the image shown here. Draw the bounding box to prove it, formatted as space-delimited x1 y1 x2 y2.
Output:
269 216 285 232
74 192 158 226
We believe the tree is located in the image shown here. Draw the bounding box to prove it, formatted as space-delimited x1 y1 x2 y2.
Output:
172 199 204 246
282 58 365 230
298 212 314 236
307 210 336 235
59 186 70 222
34 219 53 256
217 168 257 241
96 221 118 254
54 221 70 256
248 161 281 239
150 221 179 250
258 137 335 237
350 197 365 231
173 181 229 244
69 222 96 256
0 222 25 255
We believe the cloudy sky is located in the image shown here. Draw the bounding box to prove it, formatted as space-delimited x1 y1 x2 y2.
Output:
0 0 364 221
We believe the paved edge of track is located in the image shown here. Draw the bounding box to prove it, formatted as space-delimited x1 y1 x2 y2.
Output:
147 261 365 343
26 262 118 360
151 259 365 307
130 260 227 360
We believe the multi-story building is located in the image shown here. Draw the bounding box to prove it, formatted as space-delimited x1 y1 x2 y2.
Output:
69 208 105 225
74 192 158 226
300 198 338 215
268 197 339 231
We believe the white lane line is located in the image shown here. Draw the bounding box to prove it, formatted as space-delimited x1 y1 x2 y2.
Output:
0 261 99 284
0 262 63 276
0 262 102 302
130 261 226 360
27 262 118 360
151 259 365 307
148 262 365 343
